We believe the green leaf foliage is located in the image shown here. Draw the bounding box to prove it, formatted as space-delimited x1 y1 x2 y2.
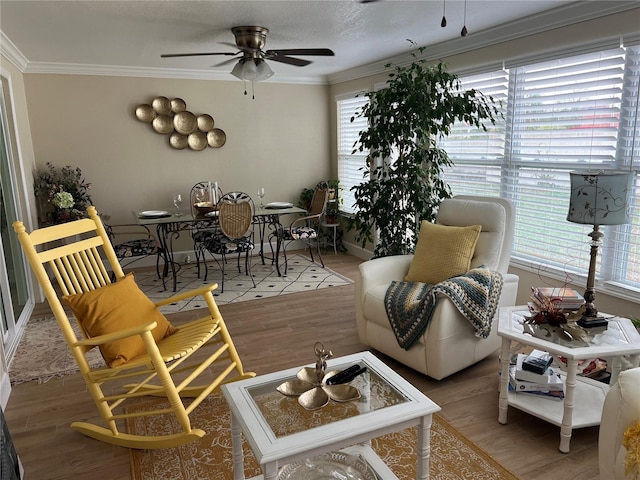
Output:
347 44 501 257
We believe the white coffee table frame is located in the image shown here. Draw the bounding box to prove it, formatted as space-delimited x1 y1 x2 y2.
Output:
497 306 640 453
221 351 441 480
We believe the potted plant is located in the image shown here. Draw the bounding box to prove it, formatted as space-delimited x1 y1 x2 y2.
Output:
347 43 501 257
325 179 343 224
298 187 314 211
327 179 341 200
324 204 340 225
33 162 93 226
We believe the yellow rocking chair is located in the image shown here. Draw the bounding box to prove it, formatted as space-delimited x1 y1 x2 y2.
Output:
13 206 255 449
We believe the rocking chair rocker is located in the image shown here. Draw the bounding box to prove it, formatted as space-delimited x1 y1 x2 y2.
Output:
13 206 255 449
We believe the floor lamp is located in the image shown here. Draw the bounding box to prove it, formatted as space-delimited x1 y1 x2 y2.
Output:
567 171 633 328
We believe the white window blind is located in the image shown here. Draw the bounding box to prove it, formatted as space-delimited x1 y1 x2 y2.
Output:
440 69 509 198
441 45 640 293
337 95 369 214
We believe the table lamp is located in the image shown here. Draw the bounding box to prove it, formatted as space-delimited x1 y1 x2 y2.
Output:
567 170 633 328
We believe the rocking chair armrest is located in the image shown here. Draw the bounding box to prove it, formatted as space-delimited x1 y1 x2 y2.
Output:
74 321 158 347
154 283 219 307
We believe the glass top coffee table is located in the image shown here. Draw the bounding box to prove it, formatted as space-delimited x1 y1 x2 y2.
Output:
497 306 640 453
221 351 441 479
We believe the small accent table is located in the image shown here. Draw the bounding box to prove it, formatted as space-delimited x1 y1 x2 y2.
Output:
221 351 441 479
320 221 339 254
497 306 640 453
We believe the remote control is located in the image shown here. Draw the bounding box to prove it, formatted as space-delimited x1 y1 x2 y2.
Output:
325 365 361 385
337 366 367 384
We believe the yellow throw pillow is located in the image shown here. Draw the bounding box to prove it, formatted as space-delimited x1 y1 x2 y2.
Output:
405 222 482 284
63 272 176 367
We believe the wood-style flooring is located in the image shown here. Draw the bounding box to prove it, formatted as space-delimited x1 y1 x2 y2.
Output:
3 252 600 480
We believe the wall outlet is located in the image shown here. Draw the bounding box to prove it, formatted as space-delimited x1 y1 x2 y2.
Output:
184 255 191 264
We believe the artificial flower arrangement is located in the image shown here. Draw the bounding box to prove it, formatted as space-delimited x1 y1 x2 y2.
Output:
33 162 92 226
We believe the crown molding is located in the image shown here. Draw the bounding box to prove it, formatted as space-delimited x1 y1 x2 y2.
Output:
327 0 639 85
20 61 330 85
0 39 329 85
0 31 28 71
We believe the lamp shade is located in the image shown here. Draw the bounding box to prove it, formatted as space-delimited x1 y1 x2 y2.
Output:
230 58 274 82
567 171 632 225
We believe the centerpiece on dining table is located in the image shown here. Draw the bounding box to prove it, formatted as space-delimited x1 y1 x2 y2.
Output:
193 182 220 214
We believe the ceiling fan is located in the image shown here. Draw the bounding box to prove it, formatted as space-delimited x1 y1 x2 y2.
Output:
161 26 335 81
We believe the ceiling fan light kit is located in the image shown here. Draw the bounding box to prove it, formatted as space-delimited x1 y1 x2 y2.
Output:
231 57 274 82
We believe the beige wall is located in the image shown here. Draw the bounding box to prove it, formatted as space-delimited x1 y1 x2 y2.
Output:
22 74 331 227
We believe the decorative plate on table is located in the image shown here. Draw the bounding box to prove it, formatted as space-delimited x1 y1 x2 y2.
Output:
205 211 219 217
138 210 170 218
278 451 376 480
265 202 294 209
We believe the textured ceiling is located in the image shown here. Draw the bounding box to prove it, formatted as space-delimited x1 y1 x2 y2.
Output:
0 1 636 83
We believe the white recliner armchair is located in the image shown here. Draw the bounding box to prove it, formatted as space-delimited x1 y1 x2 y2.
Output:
355 195 519 380
599 367 640 480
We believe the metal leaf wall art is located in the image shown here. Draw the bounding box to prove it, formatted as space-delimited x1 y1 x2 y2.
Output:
135 96 226 151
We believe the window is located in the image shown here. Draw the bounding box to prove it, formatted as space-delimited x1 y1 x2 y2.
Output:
337 95 369 214
441 44 640 294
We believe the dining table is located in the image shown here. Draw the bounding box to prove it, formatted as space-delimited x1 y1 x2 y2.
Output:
134 203 307 291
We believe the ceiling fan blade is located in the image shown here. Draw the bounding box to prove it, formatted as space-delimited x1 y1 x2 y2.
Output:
161 52 238 58
212 57 240 67
266 55 312 67
266 48 334 57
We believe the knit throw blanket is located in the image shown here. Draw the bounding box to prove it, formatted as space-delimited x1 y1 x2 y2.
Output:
384 268 504 350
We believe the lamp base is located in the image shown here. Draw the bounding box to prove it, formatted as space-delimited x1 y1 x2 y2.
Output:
577 315 609 328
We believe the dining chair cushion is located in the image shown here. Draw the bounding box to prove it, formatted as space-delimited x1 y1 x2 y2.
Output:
62 273 176 367
113 238 157 259
404 221 482 285
285 226 318 240
204 236 253 254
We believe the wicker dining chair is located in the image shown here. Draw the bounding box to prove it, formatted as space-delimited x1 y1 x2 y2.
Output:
189 181 224 278
272 185 328 275
203 191 256 293
12 206 255 449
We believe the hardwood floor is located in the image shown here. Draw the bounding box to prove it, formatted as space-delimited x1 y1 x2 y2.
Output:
4 252 600 480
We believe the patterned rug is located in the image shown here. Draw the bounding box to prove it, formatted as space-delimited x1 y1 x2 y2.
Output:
137 253 352 313
9 255 351 384
128 394 521 480
9 315 105 385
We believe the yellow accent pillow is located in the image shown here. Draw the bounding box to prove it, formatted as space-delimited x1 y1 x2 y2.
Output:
63 273 176 367
405 222 482 284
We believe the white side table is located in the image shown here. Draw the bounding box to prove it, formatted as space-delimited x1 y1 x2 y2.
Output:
497 306 640 453
320 221 339 254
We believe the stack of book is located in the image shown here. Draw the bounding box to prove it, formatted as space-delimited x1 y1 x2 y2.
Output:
529 286 585 312
509 351 565 400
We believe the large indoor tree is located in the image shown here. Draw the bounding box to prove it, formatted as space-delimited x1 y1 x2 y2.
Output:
348 45 501 257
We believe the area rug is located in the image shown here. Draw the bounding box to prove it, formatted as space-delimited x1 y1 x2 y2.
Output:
9 255 351 384
9 315 105 385
136 253 352 314
128 394 521 480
